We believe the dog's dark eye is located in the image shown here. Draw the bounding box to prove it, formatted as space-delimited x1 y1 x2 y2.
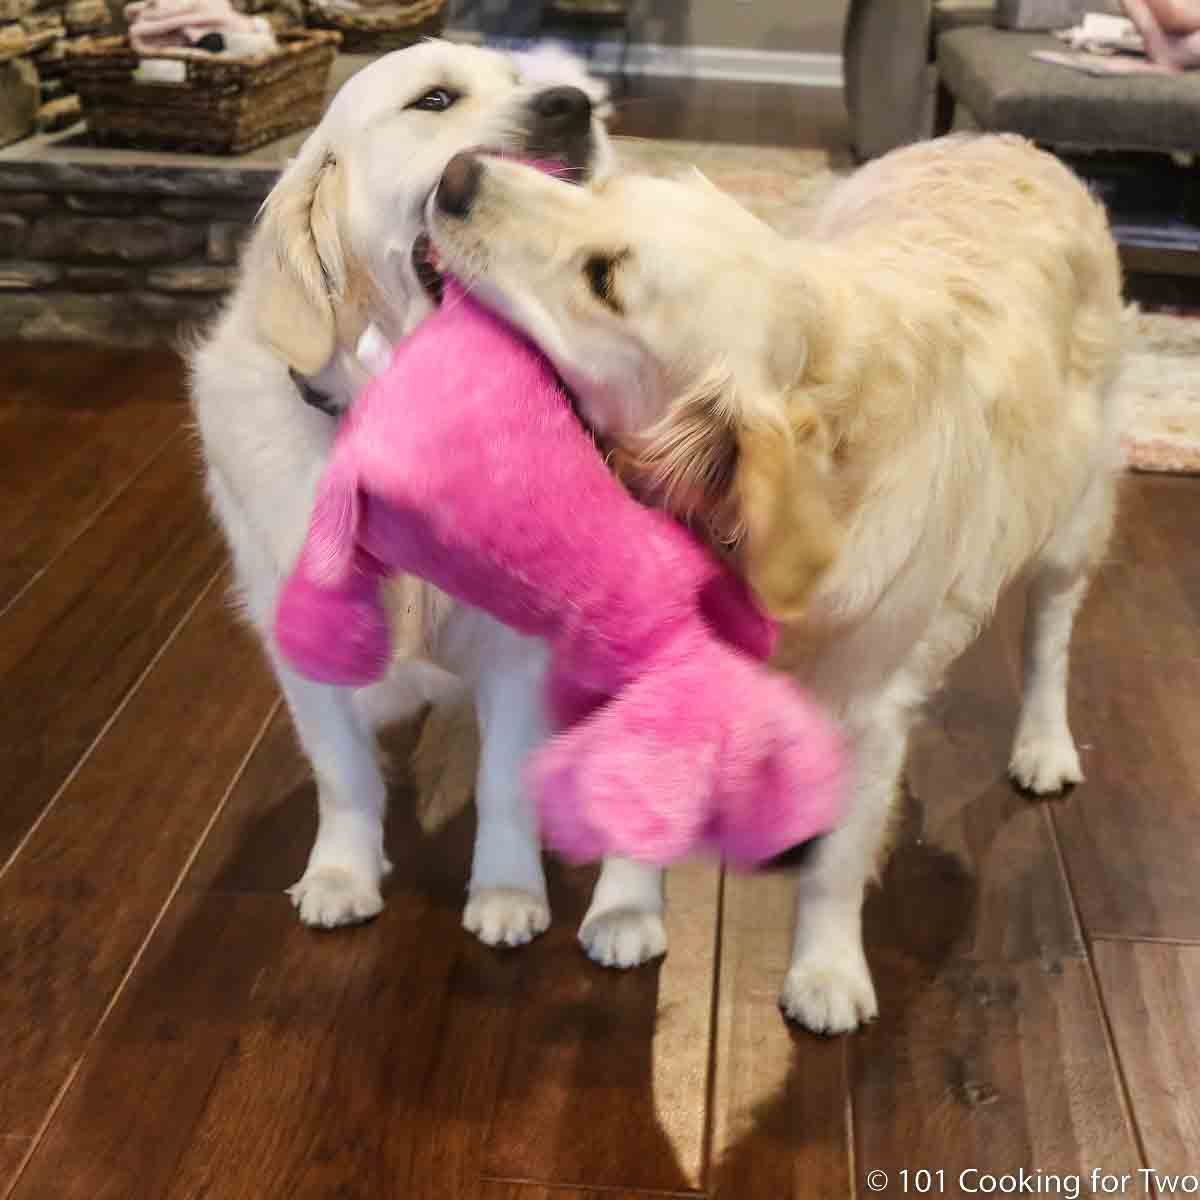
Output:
584 255 611 297
584 253 628 313
409 88 457 112
585 254 621 307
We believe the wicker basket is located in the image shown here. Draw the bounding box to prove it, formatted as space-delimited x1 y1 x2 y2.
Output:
305 0 445 53
61 30 340 154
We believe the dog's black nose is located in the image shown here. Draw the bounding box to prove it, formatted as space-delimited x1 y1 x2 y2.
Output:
436 151 483 217
531 85 592 139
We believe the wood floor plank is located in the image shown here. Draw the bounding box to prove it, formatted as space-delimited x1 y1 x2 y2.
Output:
0 342 183 409
0 1139 30 1197
0 574 277 1137
21 847 708 1200
706 608 1103 1200
851 958 1143 1193
1052 653 1200 942
477 1188 669 1200
1078 477 1200 661
0 436 225 866
843 602 1144 1190
9 895 284 1200
898 604 1084 966
178 707 319 897
482 860 720 1194
708 871 851 1200
1092 940 1200 1177
1134 474 1200 628
18 864 508 1200
402 922 537 1200
17 887 483 1200
0 408 183 611
14 700 526 1200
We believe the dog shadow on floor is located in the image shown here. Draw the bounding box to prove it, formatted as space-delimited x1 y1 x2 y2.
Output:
707 780 978 1192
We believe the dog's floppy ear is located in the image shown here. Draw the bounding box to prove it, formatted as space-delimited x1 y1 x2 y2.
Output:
255 142 347 377
680 167 777 236
734 408 841 621
608 371 840 622
683 167 724 197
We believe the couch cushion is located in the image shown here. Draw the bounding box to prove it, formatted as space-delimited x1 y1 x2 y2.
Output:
938 26 1200 153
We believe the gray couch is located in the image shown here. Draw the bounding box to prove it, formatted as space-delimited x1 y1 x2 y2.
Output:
842 0 1200 160
842 0 991 160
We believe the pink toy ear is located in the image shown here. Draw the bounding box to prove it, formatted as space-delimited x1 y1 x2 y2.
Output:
275 546 393 687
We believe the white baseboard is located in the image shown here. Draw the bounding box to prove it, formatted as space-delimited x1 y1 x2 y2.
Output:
447 30 844 89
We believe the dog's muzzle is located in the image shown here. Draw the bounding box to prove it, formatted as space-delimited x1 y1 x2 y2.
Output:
436 151 484 218
526 84 594 174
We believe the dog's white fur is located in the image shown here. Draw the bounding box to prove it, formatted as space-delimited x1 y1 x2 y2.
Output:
191 42 670 961
428 134 1127 1031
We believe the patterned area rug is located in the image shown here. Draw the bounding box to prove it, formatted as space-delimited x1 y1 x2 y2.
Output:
614 136 1200 474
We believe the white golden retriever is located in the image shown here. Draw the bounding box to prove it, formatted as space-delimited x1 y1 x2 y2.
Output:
192 42 675 967
426 134 1127 1032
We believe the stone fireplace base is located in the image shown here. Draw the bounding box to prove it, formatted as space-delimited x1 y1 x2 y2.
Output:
0 54 368 345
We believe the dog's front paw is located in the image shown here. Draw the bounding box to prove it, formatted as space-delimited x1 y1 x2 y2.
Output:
288 865 385 929
1009 729 1084 795
780 947 878 1035
579 908 668 969
464 888 550 948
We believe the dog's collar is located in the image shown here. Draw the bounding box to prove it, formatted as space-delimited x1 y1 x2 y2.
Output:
290 324 393 418
289 367 342 418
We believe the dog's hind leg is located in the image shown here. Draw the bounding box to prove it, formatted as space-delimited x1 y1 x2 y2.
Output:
1008 566 1090 795
1009 471 1116 795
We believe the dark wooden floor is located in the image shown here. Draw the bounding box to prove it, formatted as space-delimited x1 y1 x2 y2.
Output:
4 346 1200 1200
3 83 1200 1200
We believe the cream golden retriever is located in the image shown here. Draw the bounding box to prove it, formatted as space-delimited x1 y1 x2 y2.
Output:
192 42 682 968
426 134 1127 1032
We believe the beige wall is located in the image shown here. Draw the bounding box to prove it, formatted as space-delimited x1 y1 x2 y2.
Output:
634 0 849 54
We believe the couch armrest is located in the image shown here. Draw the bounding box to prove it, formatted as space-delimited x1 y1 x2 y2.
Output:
843 0 936 160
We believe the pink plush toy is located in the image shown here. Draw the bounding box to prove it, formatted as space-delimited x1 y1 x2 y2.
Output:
274 279 845 869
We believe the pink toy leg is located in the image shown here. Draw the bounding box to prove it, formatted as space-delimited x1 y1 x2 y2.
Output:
533 628 845 868
275 542 392 688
